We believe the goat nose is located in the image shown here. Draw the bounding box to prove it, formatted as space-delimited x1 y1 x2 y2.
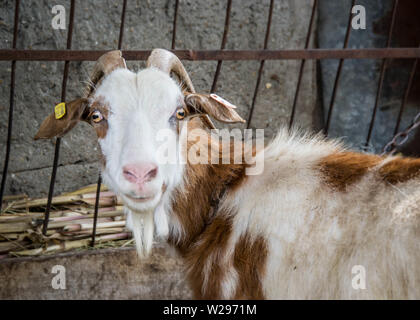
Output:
122 163 158 185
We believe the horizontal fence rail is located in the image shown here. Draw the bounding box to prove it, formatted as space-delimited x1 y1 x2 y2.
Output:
1 48 420 61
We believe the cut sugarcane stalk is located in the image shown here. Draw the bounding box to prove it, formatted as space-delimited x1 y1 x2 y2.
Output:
46 217 113 229
11 232 131 256
63 184 109 196
62 220 125 232
63 227 126 236
1 183 132 257
0 222 31 234
10 192 120 209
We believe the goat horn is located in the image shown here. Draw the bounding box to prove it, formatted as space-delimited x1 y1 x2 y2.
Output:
84 50 127 98
146 49 215 128
146 49 195 93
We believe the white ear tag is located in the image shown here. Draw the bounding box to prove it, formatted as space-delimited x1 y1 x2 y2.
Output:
210 93 237 109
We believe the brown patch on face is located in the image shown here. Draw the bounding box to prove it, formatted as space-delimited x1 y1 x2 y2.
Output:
378 157 420 184
94 121 109 139
89 98 109 139
318 152 382 191
88 98 110 167
233 233 268 299
184 214 233 299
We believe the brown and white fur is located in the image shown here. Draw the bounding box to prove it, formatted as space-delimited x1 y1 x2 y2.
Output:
35 49 420 299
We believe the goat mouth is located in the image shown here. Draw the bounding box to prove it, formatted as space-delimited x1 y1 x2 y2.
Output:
123 194 155 203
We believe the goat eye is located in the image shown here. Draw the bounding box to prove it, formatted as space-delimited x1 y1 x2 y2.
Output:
175 108 186 120
91 111 103 123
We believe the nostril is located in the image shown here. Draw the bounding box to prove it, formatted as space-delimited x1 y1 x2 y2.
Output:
122 163 158 184
123 168 137 182
146 167 158 181
123 170 135 177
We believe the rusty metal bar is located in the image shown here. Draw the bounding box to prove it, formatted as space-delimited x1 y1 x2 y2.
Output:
324 0 355 135
393 51 419 135
91 175 102 246
365 0 399 147
0 0 20 208
1 48 420 61
210 0 232 93
43 0 76 235
171 0 179 49
117 0 128 50
247 0 275 128
288 0 318 129
91 173 102 246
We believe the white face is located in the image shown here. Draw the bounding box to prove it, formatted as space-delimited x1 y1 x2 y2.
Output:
93 68 185 212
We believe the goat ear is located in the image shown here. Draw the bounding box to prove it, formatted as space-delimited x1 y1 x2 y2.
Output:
34 98 89 140
185 93 245 124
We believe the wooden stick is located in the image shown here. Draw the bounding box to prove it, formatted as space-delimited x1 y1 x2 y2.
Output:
46 217 113 230
69 220 125 231
0 183 133 256
62 184 109 196
0 239 30 253
10 194 84 209
0 222 31 233
9 192 120 209
10 233 131 256
2 194 28 201
62 227 126 236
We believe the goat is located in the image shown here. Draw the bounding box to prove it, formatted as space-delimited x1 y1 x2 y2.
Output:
35 49 420 299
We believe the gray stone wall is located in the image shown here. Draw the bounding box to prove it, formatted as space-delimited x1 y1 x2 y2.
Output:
318 0 420 153
0 245 193 299
0 0 318 198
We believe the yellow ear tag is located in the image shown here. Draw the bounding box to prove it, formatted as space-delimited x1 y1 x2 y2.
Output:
54 102 66 119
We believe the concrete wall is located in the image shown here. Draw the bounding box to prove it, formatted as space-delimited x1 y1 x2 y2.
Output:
0 245 193 299
318 0 420 153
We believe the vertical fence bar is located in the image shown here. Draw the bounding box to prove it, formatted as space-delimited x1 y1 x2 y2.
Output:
364 0 399 147
43 0 76 235
91 0 129 246
246 0 274 128
91 175 102 246
171 0 179 49
210 0 233 93
393 47 419 135
324 0 355 135
118 0 128 50
0 0 20 209
288 0 318 130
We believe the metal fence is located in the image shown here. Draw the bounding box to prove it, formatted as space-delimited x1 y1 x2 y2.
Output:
0 0 419 246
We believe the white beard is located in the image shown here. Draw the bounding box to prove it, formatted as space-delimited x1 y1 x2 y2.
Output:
125 207 154 258
153 201 169 239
